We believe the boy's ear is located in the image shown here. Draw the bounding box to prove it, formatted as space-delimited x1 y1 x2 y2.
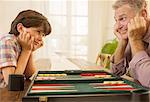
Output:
17 23 24 33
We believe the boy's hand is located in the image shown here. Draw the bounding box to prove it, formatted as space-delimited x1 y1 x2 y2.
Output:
32 40 43 51
128 15 146 41
18 31 34 51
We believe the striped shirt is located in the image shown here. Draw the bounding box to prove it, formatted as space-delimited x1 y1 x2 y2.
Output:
0 33 21 88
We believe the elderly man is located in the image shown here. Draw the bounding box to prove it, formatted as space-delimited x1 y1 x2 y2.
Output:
111 0 150 88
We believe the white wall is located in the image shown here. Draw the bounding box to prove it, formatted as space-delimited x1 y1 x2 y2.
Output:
0 0 48 34
88 0 115 62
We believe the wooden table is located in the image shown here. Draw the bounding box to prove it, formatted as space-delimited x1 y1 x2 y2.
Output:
0 58 99 102
0 58 150 102
0 80 31 102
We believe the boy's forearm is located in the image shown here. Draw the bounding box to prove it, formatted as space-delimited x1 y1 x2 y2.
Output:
24 53 36 79
15 50 31 74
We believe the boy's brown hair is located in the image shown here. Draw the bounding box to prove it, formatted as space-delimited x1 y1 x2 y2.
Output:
9 10 51 36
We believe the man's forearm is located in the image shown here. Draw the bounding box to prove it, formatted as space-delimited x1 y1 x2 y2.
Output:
129 39 145 56
114 40 128 64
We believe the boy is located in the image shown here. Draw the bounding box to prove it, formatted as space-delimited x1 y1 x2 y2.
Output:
0 10 51 88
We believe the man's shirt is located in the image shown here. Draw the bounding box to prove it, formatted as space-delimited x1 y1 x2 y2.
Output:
111 23 150 88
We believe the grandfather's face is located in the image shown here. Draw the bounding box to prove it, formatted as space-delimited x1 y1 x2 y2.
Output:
114 4 136 35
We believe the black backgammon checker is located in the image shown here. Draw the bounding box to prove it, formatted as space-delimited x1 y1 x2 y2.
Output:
8 74 24 91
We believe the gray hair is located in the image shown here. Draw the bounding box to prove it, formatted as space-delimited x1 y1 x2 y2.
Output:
113 0 147 11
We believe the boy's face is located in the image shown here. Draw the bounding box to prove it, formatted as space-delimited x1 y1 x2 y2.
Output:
23 27 45 48
114 4 136 36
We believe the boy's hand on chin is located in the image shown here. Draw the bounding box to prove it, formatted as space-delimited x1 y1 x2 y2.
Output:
18 32 34 51
32 40 43 51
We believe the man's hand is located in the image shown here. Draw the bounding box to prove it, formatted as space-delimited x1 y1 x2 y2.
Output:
128 16 146 41
113 23 128 64
18 32 34 51
128 15 146 55
114 24 128 41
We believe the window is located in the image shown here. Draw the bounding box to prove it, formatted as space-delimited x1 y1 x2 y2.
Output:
45 0 88 59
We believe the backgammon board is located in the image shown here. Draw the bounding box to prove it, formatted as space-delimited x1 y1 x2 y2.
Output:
23 70 149 102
